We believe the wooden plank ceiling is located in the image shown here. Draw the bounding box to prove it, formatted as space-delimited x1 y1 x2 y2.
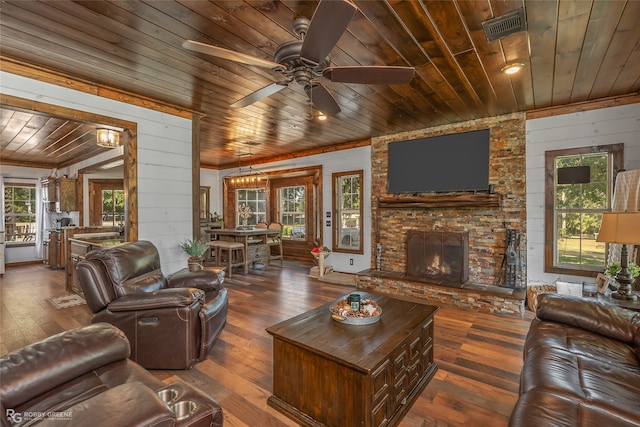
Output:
1 0 639 169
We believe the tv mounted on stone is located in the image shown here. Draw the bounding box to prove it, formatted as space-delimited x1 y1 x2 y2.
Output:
387 129 491 194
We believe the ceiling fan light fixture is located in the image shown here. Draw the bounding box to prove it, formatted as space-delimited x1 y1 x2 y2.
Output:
96 129 121 148
501 62 524 75
182 0 413 114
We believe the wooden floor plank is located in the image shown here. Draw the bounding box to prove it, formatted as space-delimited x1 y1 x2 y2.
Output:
0 261 534 426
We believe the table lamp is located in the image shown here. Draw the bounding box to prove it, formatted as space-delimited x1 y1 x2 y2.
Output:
596 212 640 300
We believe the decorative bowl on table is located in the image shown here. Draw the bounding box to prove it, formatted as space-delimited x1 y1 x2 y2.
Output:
329 297 382 325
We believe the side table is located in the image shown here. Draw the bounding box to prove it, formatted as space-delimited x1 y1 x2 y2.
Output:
590 293 640 312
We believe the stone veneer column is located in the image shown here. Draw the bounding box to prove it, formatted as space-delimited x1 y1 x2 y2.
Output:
370 113 527 287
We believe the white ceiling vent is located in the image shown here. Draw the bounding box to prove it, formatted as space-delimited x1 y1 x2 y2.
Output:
482 8 526 42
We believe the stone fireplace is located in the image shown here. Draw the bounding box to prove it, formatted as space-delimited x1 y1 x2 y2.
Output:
356 113 528 315
407 230 469 285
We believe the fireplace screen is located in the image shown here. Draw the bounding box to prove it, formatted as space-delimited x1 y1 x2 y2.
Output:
407 230 469 285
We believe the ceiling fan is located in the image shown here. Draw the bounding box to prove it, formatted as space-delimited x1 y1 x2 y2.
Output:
182 0 415 116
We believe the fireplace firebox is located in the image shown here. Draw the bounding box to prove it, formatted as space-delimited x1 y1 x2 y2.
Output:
407 230 469 285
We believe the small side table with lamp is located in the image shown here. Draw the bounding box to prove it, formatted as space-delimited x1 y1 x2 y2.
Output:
596 212 640 301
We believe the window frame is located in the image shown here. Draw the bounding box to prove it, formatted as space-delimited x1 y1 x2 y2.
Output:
88 179 124 227
4 182 37 245
223 167 321 259
544 144 623 277
235 188 267 227
332 170 363 254
277 185 307 240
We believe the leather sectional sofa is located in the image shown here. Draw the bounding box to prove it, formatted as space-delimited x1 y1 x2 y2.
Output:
509 293 640 426
0 323 223 427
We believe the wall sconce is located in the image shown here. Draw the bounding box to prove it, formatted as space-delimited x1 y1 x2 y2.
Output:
500 62 524 75
96 128 121 148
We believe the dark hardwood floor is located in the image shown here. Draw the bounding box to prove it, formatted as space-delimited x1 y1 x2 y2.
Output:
0 261 534 426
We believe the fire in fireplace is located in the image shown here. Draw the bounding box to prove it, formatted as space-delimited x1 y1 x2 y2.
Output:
407 230 469 285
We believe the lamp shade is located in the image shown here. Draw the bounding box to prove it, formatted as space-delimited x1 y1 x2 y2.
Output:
596 212 640 245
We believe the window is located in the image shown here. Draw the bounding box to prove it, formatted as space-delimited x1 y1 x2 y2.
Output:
279 186 306 239
88 180 124 227
4 183 37 243
333 171 363 253
236 188 266 226
101 189 125 226
545 144 623 276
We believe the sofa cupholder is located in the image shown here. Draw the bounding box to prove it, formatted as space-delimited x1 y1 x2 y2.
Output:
157 388 179 404
171 400 198 420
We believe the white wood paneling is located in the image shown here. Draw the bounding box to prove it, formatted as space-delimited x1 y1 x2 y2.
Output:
526 103 640 285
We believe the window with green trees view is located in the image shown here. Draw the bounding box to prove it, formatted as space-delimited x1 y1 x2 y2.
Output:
555 153 609 268
102 189 125 226
4 183 37 242
333 171 363 253
545 144 622 275
279 186 306 239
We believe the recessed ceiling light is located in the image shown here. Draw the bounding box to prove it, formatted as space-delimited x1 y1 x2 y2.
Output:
318 113 327 121
501 63 524 75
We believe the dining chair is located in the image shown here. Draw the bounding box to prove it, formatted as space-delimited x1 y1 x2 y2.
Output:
266 222 283 266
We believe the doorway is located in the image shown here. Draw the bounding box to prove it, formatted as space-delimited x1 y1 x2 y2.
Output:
1 94 138 242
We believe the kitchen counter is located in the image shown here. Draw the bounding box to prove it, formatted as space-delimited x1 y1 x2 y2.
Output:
68 233 126 295
69 233 126 257
63 226 121 293
68 233 125 248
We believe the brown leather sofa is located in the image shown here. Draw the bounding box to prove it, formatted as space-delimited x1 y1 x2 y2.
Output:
509 293 640 426
0 323 223 427
77 240 228 369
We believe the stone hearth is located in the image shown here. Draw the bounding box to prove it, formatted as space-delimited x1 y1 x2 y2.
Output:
356 269 526 316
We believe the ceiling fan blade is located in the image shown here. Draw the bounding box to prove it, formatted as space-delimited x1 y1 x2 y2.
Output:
182 40 284 71
300 0 357 66
323 66 415 85
305 82 341 116
231 82 289 108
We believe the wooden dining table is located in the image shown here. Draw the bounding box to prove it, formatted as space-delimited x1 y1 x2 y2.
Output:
211 228 281 274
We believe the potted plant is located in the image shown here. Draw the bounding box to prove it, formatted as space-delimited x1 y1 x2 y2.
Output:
311 245 331 258
179 237 209 271
606 261 640 288
211 211 223 224
310 245 331 277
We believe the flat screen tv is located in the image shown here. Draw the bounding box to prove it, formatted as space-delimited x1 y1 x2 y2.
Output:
387 129 490 193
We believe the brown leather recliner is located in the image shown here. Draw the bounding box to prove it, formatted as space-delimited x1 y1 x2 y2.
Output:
77 240 228 370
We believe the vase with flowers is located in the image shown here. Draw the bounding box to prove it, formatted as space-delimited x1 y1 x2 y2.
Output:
311 245 331 277
238 203 253 229
311 245 331 258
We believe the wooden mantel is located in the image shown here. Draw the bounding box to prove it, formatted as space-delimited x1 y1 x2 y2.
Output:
377 193 500 209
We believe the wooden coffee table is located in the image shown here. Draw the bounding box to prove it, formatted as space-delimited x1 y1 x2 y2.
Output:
266 292 438 427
